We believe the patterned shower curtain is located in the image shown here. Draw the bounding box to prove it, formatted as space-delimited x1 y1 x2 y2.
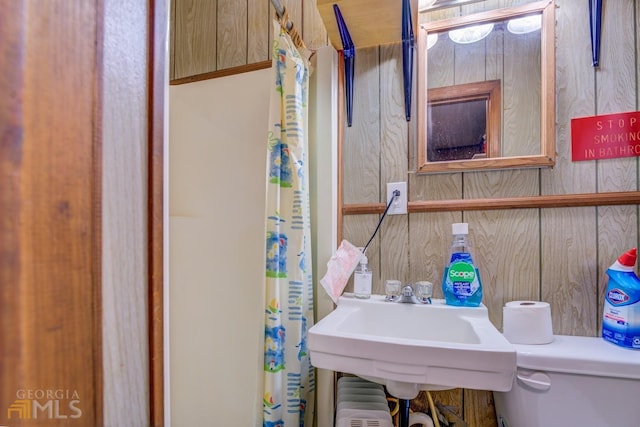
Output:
263 20 315 427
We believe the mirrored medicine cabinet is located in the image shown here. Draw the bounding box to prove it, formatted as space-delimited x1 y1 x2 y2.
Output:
417 0 555 173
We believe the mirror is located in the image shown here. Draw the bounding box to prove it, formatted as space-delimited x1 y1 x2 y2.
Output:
417 0 555 173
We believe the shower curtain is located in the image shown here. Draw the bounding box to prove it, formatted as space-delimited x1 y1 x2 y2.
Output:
263 20 315 427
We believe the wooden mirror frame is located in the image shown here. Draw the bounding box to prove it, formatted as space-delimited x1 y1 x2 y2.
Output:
417 0 556 173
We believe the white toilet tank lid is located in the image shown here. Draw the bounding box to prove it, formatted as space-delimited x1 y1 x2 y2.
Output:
513 335 640 380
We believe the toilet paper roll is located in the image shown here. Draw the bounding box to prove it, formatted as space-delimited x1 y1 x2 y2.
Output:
502 301 554 344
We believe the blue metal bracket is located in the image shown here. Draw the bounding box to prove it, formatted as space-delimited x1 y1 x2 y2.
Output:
402 0 415 121
589 0 602 67
334 4 355 127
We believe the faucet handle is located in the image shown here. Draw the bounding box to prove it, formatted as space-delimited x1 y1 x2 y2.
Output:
384 280 402 302
414 281 433 304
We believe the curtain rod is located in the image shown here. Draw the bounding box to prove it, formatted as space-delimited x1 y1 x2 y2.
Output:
270 0 293 30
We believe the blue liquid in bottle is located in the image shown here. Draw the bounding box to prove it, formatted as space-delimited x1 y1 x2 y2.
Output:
442 223 483 307
602 248 640 349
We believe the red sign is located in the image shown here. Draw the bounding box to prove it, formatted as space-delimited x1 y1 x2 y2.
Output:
571 111 640 161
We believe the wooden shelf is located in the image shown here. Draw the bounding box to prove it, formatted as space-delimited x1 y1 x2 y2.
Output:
317 0 418 50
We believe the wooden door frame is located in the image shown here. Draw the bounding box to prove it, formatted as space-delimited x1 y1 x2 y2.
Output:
149 0 168 425
0 1 167 425
0 2 104 425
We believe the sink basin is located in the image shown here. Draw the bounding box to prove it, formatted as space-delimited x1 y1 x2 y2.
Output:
308 294 516 399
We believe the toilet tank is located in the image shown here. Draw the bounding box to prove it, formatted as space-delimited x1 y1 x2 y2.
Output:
493 335 640 427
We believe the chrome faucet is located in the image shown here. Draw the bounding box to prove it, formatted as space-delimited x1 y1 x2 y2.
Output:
387 283 432 304
399 285 420 303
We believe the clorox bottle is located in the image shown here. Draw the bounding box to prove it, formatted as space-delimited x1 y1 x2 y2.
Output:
442 223 483 307
602 248 640 349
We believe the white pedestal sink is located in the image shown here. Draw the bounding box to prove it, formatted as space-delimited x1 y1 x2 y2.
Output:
308 294 516 399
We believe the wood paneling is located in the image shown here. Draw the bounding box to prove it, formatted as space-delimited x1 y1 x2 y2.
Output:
282 0 303 37
503 30 540 156
343 47 381 206
248 0 270 64
303 0 329 50
595 0 638 334
342 46 382 291
540 0 597 336
380 44 410 286
217 0 248 69
173 0 217 79
341 0 640 424
171 0 327 81
464 169 540 327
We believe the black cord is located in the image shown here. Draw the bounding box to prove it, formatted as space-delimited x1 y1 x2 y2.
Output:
362 189 400 254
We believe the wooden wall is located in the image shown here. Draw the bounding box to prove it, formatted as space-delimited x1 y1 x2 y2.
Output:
170 0 639 425
342 0 639 425
170 0 328 80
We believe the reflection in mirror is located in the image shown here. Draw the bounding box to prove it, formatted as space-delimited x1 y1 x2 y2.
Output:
417 0 555 173
428 80 501 162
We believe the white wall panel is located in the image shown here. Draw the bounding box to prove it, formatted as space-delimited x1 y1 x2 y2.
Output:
169 68 270 426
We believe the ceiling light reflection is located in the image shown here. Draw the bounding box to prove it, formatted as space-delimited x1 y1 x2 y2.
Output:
448 23 494 44
507 14 542 34
426 33 438 49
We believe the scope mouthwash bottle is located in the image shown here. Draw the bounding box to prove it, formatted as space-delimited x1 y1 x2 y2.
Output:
442 223 483 307
602 248 640 349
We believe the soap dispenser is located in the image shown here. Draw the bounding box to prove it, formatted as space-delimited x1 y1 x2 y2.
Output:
354 249 372 299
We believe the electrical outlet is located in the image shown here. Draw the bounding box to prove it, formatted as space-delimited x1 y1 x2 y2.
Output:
387 182 407 215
